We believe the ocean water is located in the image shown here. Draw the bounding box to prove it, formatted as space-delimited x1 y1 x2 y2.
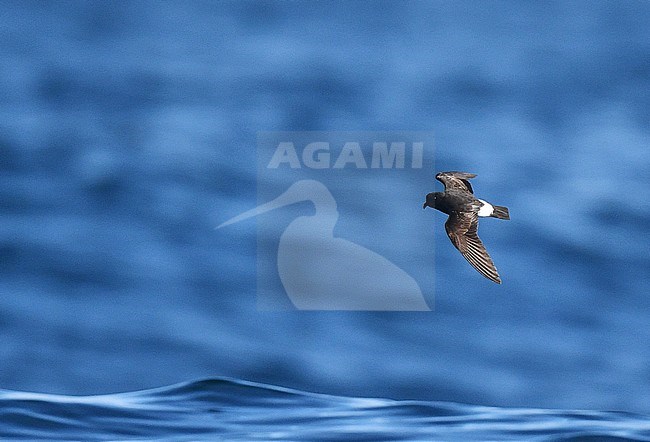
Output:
2 377 650 441
1 0 650 439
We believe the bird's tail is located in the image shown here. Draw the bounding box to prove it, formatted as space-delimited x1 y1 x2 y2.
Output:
490 205 510 220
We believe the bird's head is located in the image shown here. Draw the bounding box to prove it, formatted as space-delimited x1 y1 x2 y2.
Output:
422 192 436 209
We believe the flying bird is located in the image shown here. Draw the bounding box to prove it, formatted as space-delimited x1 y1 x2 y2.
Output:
423 171 510 284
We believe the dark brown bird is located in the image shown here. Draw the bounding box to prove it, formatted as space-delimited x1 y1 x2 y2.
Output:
423 171 510 284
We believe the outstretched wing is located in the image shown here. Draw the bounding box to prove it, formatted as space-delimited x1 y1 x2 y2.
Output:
435 171 476 194
444 211 501 284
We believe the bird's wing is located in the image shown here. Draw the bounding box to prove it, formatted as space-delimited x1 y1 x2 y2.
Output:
435 171 476 194
444 211 501 284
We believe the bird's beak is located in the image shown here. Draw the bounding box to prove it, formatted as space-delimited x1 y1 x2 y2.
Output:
422 201 428 209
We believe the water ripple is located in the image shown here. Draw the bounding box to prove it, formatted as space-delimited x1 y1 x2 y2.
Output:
2 377 650 441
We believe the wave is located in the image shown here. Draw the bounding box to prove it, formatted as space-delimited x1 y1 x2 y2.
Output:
1 377 650 441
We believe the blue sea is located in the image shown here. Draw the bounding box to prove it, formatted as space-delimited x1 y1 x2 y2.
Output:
2 377 650 441
1 1 650 440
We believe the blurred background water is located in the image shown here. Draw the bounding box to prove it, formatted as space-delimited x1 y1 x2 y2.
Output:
1 0 650 438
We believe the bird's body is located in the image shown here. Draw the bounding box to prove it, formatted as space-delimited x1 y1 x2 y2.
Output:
429 189 479 215
423 171 509 284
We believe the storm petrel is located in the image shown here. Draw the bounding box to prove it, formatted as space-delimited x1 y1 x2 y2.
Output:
423 171 510 284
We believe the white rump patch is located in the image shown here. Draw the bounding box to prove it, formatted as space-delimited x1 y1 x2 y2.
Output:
477 199 494 217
